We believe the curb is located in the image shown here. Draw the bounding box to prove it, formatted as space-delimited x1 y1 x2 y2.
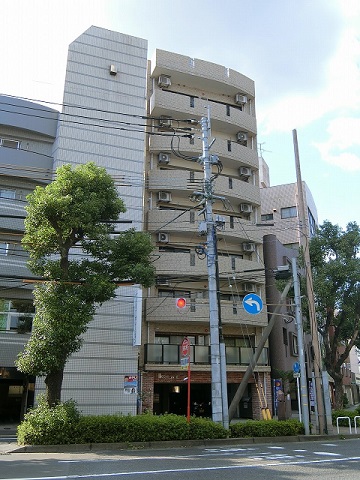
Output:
5 433 360 454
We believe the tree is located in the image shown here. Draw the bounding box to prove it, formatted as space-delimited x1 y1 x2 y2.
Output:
309 220 360 409
16 163 155 407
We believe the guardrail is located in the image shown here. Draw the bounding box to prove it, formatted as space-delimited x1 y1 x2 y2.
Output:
335 415 360 434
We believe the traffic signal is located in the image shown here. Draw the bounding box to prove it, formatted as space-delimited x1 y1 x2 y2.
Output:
176 297 187 310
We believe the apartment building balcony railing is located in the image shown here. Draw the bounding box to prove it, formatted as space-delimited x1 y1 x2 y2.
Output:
0 198 26 232
147 209 263 244
149 89 256 136
149 135 259 170
145 297 268 327
148 170 261 206
154 251 262 281
0 145 53 180
151 50 255 98
144 343 268 367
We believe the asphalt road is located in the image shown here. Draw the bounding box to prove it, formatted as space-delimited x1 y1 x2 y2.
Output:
1 438 360 480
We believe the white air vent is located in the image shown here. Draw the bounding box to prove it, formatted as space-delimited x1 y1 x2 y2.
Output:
158 191 171 202
243 283 256 292
236 131 248 144
159 116 172 128
235 93 248 105
109 65 117 76
158 232 170 243
158 153 170 164
158 75 171 87
242 242 256 252
240 203 253 213
239 167 252 177
156 278 172 286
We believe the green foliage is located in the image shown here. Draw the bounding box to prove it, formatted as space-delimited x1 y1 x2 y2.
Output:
16 163 155 405
17 396 80 445
332 409 360 427
309 220 360 409
230 419 304 438
17 410 228 445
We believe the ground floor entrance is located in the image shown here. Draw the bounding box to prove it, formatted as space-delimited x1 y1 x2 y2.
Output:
0 367 35 422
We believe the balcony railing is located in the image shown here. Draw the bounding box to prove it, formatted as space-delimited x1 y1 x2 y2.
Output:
145 343 268 366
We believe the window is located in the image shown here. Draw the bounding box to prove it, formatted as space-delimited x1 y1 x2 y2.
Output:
308 208 317 237
0 299 34 332
281 206 297 219
227 140 232 152
0 189 16 199
190 211 195 223
228 177 233 189
189 171 195 182
0 243 9 255
0 138 20 149
261 213 273 221
226 105 230 116
190 96 195 108
229 216 234 229
289 332 298 356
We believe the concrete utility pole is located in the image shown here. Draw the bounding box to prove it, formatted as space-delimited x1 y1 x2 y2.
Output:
293 129 326 434
291 257 310 435
198 114 226 426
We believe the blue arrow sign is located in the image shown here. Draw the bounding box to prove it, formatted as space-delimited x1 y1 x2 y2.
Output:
243 293 263 315
293 362 300 374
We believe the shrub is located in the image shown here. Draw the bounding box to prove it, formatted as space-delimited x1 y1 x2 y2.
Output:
332 409 360 426
230 419 304 438
17 396 80 445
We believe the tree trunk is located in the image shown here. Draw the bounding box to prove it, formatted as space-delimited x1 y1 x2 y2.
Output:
45 369 64 407
333 373 344 410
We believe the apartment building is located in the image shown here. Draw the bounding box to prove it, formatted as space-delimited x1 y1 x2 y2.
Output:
141 50 270 419
1 26 270 421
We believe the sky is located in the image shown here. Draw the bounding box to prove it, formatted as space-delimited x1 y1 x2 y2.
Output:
1 0 359 229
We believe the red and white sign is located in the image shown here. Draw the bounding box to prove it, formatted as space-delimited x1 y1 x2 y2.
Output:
181 337 190 358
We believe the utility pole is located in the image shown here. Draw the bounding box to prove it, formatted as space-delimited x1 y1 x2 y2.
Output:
291 257 310 435
197 114 226 426
292 129 326 434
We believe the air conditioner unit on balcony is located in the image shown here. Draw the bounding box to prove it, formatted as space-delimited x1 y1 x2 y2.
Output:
158 152 170 164
242 242 256 252
240 203 253 213
158 75 171 88
243 283 256 292
239 167 252 177
159 116 172 128
158 232 170 243
158 191 171 202
235 93 248 105
236 131 248 144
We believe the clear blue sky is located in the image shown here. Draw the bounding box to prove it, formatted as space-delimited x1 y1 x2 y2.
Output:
1 0 359 229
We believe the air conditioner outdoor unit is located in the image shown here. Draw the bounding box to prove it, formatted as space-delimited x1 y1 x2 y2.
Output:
158 232 170 243
235 93 248 105
236 131 248 144
159 116 172 128
158 152 170 164
109 64 117 76
158 191 171 202
158 75 171 88
242 242 256 252
239 167 252 177
240 203 253 213
243 283 256 292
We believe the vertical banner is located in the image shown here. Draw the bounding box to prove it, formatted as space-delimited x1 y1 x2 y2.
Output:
133 287 142 346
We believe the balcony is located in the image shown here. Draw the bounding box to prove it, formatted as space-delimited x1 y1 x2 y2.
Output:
148 170 260 206
147 209 263 244
0 146 53 181
144 343 268 367
145 297 268 327
149 135 259 170
154 251 263 281
149 89 256 136
151 50 255 98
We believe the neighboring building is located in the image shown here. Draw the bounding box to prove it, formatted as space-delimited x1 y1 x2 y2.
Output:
0 95 59 420
259 156 318 248
1 26 270 422
141 49 270 419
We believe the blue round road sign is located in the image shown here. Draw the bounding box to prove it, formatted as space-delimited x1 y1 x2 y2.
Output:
242 293 263 315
